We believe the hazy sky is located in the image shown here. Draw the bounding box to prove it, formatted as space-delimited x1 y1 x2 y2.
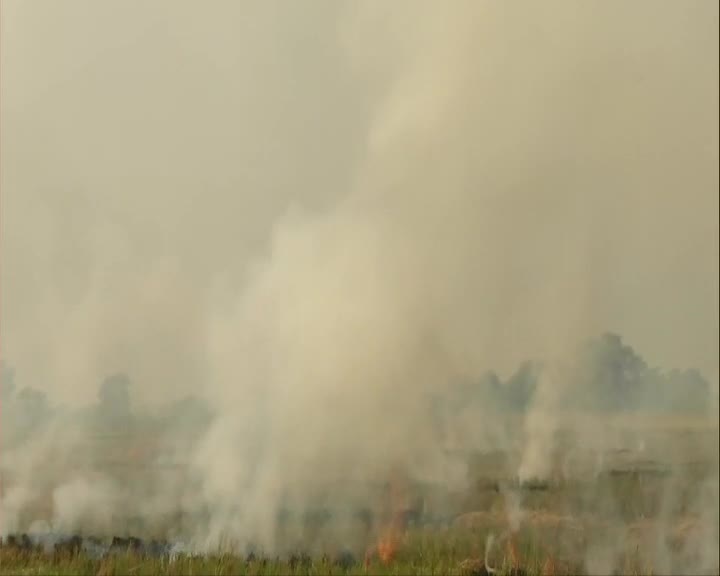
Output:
1 0 718 404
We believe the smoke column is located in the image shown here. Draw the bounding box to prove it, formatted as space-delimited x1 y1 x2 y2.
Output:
1 0 718 569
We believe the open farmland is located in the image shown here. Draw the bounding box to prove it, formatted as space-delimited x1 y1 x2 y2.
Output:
1 419 717 575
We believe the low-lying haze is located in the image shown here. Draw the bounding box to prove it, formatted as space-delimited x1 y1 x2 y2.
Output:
1 1 718 573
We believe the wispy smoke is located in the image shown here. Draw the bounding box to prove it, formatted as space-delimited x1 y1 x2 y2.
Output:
1 0 718 573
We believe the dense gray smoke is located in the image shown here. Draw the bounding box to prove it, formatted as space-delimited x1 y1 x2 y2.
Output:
1 0 718 573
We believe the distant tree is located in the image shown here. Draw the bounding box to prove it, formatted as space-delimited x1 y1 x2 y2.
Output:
578 332 647 411
17 386 49 415
447 333 710 416
503 361 540 411
655 368 710 413
476 371 502 400
1 362 16 401
96 373 133 429
13 386 51 442
164 395 213 431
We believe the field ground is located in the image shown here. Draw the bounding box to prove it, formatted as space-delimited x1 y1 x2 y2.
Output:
0 521 717 576
1 422 717 575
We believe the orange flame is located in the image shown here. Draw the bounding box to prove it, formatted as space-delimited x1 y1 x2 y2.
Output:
377 531 400 564
507 532 521 570
542 554 556 576
365 469 408 566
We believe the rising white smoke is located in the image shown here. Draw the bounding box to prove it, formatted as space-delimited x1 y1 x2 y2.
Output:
1 0 717 571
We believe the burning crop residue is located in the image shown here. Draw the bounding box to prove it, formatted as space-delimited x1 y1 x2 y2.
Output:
0 1 716 574
364 470 413 567
0 533 190 560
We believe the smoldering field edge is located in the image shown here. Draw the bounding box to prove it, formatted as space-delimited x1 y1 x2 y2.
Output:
1 333 718 574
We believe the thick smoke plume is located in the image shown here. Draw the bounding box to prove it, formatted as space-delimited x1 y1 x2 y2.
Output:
1 0 718 573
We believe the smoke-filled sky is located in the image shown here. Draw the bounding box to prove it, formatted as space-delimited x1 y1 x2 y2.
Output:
1 3 719 568
1 0 718 407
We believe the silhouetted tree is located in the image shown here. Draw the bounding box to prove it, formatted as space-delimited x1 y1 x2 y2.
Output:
577 332 647 411
14 387 51 442
1 362 15 401
96 373 133 429
503 361 540 411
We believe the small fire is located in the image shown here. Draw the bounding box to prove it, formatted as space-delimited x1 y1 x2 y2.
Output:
542 554 556 576
365 469 408 566
507 533 520 570
377 530 400 564
365 524 401 566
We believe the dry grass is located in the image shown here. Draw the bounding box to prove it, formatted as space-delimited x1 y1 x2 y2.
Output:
2 426 717 576
1 518 718 576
